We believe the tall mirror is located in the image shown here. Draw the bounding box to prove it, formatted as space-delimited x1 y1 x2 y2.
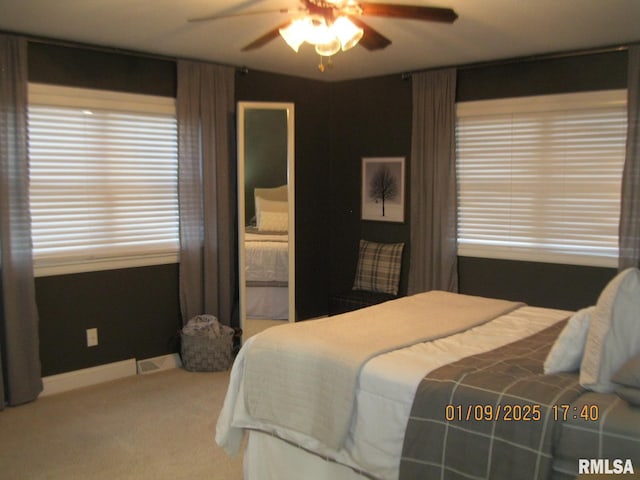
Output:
237 102 295 340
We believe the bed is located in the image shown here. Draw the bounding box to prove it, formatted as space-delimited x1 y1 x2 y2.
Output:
244 185 289 320
217 269 640 480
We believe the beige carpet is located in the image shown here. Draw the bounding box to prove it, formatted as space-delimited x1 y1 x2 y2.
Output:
0 368 243 479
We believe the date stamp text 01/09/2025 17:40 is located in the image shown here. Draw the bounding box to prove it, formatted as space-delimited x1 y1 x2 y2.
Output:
444 403 600 422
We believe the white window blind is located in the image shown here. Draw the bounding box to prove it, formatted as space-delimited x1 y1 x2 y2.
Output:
456 90 627 268
28 83 179 276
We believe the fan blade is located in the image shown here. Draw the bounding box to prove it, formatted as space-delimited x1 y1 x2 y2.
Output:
241 21 293 51
349 17 391 50
188 8 299 23
359 3 458 23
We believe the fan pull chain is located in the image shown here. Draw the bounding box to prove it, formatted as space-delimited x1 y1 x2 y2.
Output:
318 55 334 72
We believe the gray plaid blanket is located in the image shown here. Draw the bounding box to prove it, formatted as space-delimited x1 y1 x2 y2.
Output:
552 391 640 478
400 319 584 480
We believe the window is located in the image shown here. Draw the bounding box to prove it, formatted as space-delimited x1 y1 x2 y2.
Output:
456 90 627 268
28 84 179 276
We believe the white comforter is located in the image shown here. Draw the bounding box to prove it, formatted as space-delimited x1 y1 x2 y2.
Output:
245 232 288 283
216 305 570 480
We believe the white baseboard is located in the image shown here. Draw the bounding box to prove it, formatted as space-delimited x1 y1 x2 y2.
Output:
42 358 137 397
41 354 182 396
136 353 182 375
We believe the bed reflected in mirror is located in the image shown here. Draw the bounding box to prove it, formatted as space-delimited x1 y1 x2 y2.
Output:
237 102 295 341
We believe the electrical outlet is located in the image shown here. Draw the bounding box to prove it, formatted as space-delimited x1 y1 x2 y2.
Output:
86 328 98 347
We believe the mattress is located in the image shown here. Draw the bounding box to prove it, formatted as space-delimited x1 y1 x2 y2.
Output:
216 304 571 480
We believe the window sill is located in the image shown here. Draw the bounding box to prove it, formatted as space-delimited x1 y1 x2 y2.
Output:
34 252 179 277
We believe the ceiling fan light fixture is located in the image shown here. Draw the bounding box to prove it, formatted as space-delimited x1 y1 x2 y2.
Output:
279 18 309 52
331 16 363 51
279 15 342 56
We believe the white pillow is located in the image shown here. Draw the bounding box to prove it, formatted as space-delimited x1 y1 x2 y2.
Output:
255 185 287 202
255 197 287 228
544 306 594 374
258 210 288 232
580 267 640 393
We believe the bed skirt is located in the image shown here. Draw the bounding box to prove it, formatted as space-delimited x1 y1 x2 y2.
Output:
246 286 288 320
244 431 367 480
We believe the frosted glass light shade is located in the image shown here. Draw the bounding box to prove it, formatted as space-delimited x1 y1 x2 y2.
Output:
305 16 332 45
279 18 309 52
315 38 341 56
332 16 363 51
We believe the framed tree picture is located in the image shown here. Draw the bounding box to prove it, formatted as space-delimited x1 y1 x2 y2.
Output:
361 157 405 222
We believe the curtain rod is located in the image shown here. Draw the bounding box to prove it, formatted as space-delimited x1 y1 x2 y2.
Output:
401 43 633 80
1 29 249 74
2 28 176 61
3 28 632 81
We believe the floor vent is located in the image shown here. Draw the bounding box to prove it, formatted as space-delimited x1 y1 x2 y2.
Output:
136 353 182 375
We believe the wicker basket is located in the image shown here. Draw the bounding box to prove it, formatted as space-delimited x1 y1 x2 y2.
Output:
181 329 233 372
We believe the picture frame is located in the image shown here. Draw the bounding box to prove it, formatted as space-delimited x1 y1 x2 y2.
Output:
361 157 405 222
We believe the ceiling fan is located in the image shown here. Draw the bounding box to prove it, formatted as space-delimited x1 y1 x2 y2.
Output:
189 1 458 70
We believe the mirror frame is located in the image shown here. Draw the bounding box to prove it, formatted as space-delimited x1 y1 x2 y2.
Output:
237 101 295 338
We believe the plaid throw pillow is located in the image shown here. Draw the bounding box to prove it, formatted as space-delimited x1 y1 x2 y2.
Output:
352 240 404 295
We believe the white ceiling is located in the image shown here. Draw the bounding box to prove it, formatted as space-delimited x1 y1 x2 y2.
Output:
1 0 639 81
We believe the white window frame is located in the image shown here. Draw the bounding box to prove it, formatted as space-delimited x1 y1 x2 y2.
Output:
28 83 179 277
456 90 627 268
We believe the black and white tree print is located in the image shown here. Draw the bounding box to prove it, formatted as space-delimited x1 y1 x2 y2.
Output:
368 165 398 217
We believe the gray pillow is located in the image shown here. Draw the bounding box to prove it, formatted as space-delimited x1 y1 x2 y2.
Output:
352 240 404 295
612 352 640 406
615 386 640 406
580 267 640 392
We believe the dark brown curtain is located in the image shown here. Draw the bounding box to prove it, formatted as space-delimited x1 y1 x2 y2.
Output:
408 69 458 294
619 45 640 270
177 60 235 325
0 34 43 408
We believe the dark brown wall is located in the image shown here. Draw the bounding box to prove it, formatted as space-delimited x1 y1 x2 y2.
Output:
327 75 413 296
458 258 615 311
243 109 288 222
36 266 181 376
28 43 176 96
457 51 627 101
236 70 332 319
